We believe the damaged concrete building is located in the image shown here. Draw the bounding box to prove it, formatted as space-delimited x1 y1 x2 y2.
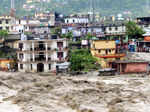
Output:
17 39 68 72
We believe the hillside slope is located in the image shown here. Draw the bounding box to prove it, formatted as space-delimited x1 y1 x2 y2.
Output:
0 0 149 17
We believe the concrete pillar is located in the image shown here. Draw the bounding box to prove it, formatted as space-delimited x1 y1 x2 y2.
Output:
120 64 122 74
33 53 35 62
17 53 20 61
33 63 37 72
32 42 35 51
44 64 49 72
45 43 48 51
46 53 48 62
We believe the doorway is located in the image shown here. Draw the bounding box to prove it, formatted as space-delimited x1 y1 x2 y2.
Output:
37 63 44 72
39 41 45 50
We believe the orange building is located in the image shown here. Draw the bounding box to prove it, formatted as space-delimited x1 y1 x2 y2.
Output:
0 58 15 71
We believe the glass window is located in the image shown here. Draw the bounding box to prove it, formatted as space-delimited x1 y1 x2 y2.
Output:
31 64 32 70
6 27 9 30
6 20 9 24
115 27 118 31
49 64 51 70
20 64 23 69
109 27 112 31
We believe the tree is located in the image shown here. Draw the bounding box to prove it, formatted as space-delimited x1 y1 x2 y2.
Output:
70 49 99 71
61 31 73 40
0 30 8 44
125 21 145 39
51 27 61 37
86 33 93 40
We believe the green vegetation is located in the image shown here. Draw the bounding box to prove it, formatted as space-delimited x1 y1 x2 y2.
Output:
70 49 99 71
61 32 73 40
0 0 149 17
0 30 8 40
0 30 8 46
125 21 145 39
51 27 62 37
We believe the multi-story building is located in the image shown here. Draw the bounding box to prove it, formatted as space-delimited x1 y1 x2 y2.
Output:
104 23 126 36
91 40 126 68
17 38 68 72
64 16 89 24
0 15 14 31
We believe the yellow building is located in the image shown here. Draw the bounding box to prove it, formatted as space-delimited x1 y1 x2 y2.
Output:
91 40 125 68
0 59 15 71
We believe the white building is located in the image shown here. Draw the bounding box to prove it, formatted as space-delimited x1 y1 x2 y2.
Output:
17 38 68 72
65 17 89 24
12 19 40 33
104 25 126 35
0 15 15 32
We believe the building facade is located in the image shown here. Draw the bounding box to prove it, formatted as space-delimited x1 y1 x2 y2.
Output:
17 39 68 72
0 15 14 32
91 40 125 68
65 17 89 24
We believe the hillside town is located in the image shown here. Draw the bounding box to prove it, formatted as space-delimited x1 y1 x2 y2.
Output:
0 10 150 75
2 1 150 112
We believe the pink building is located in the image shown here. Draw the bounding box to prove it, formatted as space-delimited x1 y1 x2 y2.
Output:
110 60 149 74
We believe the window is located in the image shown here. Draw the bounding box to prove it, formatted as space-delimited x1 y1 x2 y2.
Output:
0 21 2 24
115 27 118 31
19 43 23 50
109 49 111 53
109 27 112 31
19 53 24 59
31 64 33 70
57 42 63 48
106 50 108 55
20 64 23 69
73 19 75 23
116 58 120 60
98 50 101 53
49 64 51 70
19 19 21 24
67 20 69 23
57 52 64 58
6 20 9 24
6 27 9 30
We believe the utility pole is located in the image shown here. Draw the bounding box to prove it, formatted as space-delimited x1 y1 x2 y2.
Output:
92 0 95 23
11 0 15 9
10 0 15 17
